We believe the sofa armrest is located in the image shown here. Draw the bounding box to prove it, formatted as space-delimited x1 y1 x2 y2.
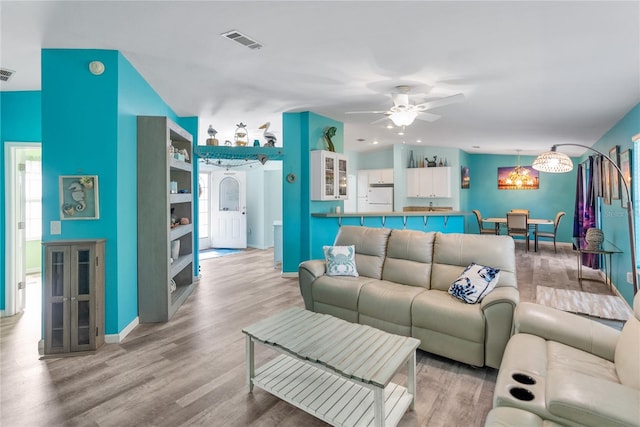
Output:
481 286 520 369
546 368 640 427
515 302 620 361
298 260 326 310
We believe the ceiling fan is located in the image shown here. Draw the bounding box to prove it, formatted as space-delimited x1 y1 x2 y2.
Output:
346 85 465 127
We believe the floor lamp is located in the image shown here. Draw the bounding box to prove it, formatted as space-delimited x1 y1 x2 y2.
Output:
532 144 638 296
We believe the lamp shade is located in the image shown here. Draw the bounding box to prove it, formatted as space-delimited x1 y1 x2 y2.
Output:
532 150 574 173
389 111 418 127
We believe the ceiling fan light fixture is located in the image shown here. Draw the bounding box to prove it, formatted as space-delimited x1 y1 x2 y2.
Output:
389 111 417 127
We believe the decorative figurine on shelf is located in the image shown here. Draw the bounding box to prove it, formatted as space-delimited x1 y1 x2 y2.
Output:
323 126 337 152
259 122 277 147
234 122 249 146
177 148 189 161
426 156 437 167
206 125 219 146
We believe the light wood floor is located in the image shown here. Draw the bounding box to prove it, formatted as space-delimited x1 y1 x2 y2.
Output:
1 241 617 427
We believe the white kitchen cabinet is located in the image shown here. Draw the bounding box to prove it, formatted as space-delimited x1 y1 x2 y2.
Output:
406 167 451 198
367 168 394 185
311 150 348 201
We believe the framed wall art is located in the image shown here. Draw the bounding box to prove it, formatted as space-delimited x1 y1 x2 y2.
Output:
602 155 611 205
497 166 539 190
609 145 620 200
59 175 100 220
461 166 470 189
620 149 632 208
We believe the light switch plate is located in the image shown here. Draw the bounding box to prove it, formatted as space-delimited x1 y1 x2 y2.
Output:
50 221 61 235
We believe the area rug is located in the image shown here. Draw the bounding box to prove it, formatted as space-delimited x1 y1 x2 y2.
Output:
199 248 241 260
536 285 633 321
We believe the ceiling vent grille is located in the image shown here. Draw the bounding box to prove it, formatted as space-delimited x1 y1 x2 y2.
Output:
221 30 262 50
0 68 15 82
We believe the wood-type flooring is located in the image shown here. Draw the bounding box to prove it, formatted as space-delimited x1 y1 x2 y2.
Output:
0 241 619 426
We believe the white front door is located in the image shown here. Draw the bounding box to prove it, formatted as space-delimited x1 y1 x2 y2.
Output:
211 171 247 248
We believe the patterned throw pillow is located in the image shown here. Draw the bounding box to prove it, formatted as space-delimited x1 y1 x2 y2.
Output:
448 262 501 304
323 245 359 277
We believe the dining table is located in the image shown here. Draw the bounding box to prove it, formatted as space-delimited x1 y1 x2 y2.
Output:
481 217 554 251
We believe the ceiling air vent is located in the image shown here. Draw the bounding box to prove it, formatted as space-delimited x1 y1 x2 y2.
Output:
0 68 15 82
220 30 263 50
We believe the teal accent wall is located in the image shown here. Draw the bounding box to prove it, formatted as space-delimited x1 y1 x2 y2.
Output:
282 112 343 273
0 90 42 311
589 102 640 304
41 49 197 334
466 153 577 242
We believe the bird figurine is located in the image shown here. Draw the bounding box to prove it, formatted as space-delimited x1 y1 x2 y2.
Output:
259 122 277 147
206 125 219 146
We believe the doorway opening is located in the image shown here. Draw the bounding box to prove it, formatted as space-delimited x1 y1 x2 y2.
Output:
4 143 42 322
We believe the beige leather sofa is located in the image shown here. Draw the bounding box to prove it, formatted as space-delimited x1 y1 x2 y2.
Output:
298 225 519 369
490 293 640 427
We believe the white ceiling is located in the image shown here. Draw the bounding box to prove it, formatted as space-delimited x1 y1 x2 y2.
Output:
2 1 639 156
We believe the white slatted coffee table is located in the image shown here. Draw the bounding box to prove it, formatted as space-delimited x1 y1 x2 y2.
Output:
243 307 420 427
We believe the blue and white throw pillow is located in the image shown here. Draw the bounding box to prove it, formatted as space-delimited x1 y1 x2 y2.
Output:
448 262 501 304
323 245 359 277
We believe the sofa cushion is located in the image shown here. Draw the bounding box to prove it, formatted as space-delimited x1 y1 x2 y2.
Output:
358 281 426 336
323 245 358 276
615 293 640 390
412 290 485 342
548 341 619 384
432 232 516 292
448 262 501 304
382 229 435 288
312 275 375 312
334 226 391 279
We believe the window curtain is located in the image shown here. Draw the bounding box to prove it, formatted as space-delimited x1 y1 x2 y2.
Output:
573 156 599 268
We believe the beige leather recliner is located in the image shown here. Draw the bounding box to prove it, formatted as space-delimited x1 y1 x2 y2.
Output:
491 293 640 427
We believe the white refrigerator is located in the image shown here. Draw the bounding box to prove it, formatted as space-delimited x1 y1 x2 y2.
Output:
366 186 393 211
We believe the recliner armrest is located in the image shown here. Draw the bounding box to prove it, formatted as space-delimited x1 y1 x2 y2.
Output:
515 302 620 361
546 368 640 427
298 260 326 310
481 286 519 310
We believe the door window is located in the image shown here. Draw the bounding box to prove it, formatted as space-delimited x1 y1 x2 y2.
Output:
219 177 240 211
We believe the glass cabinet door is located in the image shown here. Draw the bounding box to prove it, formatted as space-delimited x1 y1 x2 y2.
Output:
45 246 70 353
338 157 348 198
324 155 335 198
71 246 94 350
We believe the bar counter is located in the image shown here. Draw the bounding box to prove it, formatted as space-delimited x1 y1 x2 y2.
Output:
308 211 470 260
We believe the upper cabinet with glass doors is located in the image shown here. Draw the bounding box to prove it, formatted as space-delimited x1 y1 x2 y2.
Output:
311 150 348 201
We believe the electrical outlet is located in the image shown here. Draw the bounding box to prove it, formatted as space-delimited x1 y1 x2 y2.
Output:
628 272 636 284
50 221 61 235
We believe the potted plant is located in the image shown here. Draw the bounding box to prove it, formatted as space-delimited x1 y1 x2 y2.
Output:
80 176 94 190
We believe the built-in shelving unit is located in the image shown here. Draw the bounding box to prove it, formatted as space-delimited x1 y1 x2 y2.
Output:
137 116 195 322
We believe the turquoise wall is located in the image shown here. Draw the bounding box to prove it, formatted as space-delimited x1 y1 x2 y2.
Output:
0 91 42 311
589 102 640 304
282 112 343 273
41 49 197 334
466 153 577 242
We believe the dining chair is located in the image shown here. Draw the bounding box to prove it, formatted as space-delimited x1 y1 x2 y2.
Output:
535 211 566 253
510 209 535 232
472 209 497 235
506 212 530 251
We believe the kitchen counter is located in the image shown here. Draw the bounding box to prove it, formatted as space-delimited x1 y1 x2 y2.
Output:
312 210 468 218
309 211 469 260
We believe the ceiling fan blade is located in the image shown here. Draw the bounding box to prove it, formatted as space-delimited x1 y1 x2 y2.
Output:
392 93 410 107
345 110 389 114
415 93 465 111
370 116 390 125
415 112 441 122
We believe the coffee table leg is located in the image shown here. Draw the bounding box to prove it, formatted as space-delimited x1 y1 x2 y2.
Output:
246 335 254 392
374 387 384 427
408 351 416 410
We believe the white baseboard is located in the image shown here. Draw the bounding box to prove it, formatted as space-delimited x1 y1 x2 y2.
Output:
281 272 298 278
105 316 139 344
